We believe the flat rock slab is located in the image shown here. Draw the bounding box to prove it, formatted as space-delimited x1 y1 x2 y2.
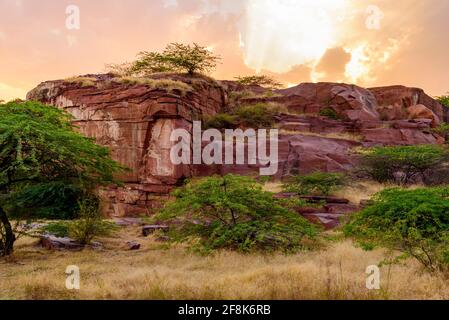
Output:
40 235 84 251
142 225 169 237
114 218 145 227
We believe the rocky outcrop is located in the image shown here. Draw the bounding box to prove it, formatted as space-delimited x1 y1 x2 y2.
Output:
27 75 446 217
28 74 225 216
369 85 447 122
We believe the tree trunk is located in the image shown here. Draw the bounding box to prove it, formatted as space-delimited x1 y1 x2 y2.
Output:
0 206 15 256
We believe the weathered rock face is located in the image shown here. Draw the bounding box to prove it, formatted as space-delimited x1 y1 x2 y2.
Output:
27 74 225 216
369 85 447 122
276 83 380 121
27 76 446 217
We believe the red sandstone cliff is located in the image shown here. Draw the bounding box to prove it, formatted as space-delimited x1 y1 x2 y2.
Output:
27 73 446 216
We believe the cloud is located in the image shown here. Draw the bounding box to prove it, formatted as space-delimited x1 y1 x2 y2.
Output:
1 0 449 99
314 47 351 82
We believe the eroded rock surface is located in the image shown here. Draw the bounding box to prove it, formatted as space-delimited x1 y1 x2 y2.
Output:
27 75 446 216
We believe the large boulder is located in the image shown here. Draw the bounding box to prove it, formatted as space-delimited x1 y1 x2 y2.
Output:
276 82 380 121
369 85 447 123
407 104 440 128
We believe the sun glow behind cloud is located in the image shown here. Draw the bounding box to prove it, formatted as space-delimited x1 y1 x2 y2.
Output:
1 0 449 100
240 0 350 73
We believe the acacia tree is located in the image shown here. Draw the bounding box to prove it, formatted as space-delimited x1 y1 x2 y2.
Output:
234 75 283 90
124 43 221 76
359 145 449 185
154 174 318 253
0 101 125 256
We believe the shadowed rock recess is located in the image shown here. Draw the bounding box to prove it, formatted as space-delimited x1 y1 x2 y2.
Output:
27 74 447 217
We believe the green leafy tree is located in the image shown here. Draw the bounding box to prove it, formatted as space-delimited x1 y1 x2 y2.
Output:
436 94 449 108
359 145 449 185
235 75 283 90
345 187 449 273
0 101 125 256
124 43 221 76
283 172 346 196
154 174 318 253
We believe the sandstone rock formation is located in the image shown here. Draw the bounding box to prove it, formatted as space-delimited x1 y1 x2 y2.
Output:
27 74 446 217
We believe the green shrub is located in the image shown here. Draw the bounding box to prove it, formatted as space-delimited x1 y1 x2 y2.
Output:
154 174 318 253
432 123 449 142
234 75 283 90
12 182 83 220
0 101 125 256
204 113 239 129
359 145 449 185
41 222 70 238
436 94 449 108
205 103 283 129
319 107 341 120
235 103 280 128
344 187 449 273
68 198 116 245
283 172 346 196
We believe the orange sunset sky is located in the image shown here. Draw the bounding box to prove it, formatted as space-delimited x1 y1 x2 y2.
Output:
0 0 448 101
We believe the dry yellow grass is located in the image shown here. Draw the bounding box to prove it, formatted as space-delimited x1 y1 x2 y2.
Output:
333 180 421 205
1 226 448 300
279 130 364 142
113 77 193 96
65 76 97 87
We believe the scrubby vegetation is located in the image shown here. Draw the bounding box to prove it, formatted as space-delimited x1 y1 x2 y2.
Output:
65 76 97 87
0 101 125 256
153 175 318 253
234 75 283 90
205 102 285 129
359 145 449 185
319 107 341 120
345 187 449 273
283 172 346 196
114 76 193 95
437 94 449 108
432 123 449 142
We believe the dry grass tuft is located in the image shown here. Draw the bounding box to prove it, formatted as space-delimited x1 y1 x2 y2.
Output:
65 76 97 88
279 130 364 142
113 76 193 96
1 226 449 300
333 180 421 205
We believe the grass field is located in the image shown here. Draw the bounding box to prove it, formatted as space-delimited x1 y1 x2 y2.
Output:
1 225 448 300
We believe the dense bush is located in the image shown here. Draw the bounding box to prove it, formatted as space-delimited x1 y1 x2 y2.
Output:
283 172 346 196
345 187 449 273
359 145 449 185
154 174 318 253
